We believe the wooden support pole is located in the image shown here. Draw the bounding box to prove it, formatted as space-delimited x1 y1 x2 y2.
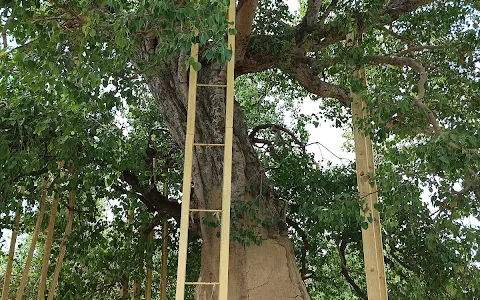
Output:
120 273 129 297
47 188 76 300
160 222 168 300
218 1 236 298
362 83 388 299
134 281 141 300
349 31 388 300
145 230 154 300
17 182 48 300
120 209 135 298
2 196 22 300
160 177 168 300
146 158 157 300
37 190 59 300
175 40 198 300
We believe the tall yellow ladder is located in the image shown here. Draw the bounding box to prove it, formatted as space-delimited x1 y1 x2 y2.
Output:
175 0 236 299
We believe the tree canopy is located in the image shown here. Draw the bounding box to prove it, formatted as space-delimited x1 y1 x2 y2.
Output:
1 0 480 299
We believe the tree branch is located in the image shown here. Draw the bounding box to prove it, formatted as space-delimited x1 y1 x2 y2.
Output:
367 55 441 133
384 255 409 281
393 45 442 57
236 0 258 61
287 217 310 277
249 123 305 150
305 0 323 28
338 240 368 300
119 170 181 218
294 0 437 52
380 26 414 47
318 0 339 25
386 0 437 20
287 57 350 105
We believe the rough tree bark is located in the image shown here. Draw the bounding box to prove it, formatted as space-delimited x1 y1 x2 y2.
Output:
145 55 310 299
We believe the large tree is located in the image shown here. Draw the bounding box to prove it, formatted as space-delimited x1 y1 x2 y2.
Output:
1 0 479 299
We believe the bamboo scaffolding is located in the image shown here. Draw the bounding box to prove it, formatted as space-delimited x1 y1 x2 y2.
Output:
36 190 59 300
348 31 388 300
47 188 76 300
16 181 48 300
2 196 22 300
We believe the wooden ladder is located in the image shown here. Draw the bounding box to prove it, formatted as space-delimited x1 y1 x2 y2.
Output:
175 0 236 299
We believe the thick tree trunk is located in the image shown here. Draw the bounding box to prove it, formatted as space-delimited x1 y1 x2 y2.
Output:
145 55 310 300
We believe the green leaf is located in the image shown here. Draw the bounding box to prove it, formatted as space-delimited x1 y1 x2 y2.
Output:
192 61 202 72
361 222 369 230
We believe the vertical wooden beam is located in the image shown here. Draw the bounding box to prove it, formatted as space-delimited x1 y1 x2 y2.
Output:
361 79 388 299
134 281 141 300
349 31 388 300
37 190 59 300
47 188 76 300
174 40 199 300
2 196 22 300
218 0 236 297
120 273 130 297
145 230 154 300
160 181 168 300
146 158 157 300
17 181 48 300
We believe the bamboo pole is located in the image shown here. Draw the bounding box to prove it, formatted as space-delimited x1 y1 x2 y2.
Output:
145 158 157 300
361 74 388 299
218 1 236 297
47 188 76 300
134 281 141 300
145 230 154 300
2 196 22 300
160 180 168 300
174 40 198 300
120 273 129 297
348 31 388 300
120 209 135 298
16 181 48 300
37 190 59 300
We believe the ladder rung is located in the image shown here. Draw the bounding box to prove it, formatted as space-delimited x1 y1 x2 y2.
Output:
197 84 227 88
189 209 222 212
193 143 225 147
185 282 220 285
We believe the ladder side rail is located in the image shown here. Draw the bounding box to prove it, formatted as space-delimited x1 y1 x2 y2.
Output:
218 0 236 298
175 41 200 300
